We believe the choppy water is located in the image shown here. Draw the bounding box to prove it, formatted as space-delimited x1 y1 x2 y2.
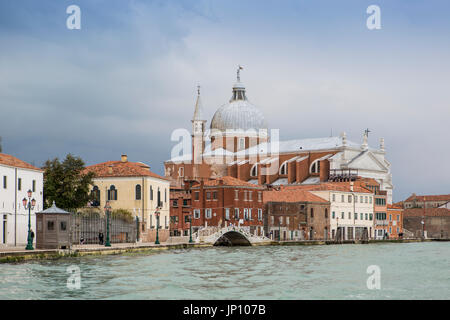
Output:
0 242 449 299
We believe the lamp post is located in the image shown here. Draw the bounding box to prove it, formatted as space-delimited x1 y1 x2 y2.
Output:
104 201 111 247
22 189 36 250
421 219 425 239
278 217 281 241
155 207 161 245
189 215 193 243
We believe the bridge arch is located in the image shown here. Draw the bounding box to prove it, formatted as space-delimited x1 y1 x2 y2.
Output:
213 231 252 246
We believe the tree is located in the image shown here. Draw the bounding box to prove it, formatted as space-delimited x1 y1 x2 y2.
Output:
43 154 95 210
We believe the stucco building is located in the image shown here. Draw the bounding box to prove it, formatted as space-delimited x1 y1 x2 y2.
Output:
84 155 171 242
402 193 450 209
0 153 44 246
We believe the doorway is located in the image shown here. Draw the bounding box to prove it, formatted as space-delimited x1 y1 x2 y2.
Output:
2 215 7 244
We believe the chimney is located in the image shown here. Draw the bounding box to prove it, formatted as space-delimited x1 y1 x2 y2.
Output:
121 154 128 163
108 165 113 174
350 181 354 192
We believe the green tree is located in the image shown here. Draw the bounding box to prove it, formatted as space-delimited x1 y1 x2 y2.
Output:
43 154 95 210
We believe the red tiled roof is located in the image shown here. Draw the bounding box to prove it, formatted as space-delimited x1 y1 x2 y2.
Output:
403 208 450 217
192 176 264 189
0 153 43 171
84 160 169 180
404 194 450 202
264 189 328 203
387 204 403 210
280 182 372 194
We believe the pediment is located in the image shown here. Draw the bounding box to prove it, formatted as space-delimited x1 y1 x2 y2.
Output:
346 151 388 172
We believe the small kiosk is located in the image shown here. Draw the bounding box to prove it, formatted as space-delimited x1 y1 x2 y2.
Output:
36 201 71 249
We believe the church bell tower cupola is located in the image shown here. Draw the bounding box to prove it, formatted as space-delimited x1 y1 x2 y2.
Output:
231 65 247 102
192 85 206 136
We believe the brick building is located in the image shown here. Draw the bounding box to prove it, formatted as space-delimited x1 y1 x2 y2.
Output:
169 189 192 237
190 176 265 235
403 194 450 209
263 189 330 240
403 207 450 238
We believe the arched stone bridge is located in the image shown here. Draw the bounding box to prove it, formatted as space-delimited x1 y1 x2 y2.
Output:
193 226 271 246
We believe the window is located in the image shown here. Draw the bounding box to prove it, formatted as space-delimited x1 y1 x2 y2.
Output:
205 209 212 219
332 194 336 202
108 185 118 200
341 195 345 202
91 186 100 206
150 186 153 200
389 214 392 221
248 191 252 201
325 209 328 218
47 221 54 231
244 191 247 201
258 192 262 202
18 178 21 191
258 209 262 221
251 164 258 177
360 196 363 203
32 180 36 192
234 208 239 219
341 212 344 219
310 160 320 173
235 190 239 200
365 213 368 220
310 208 314 218
195 192 199 201
286 216 290 225
244 208 249 220
213 191 217 200
355 196 358 203
165 189 167 203
279 161 288 175
348 195 352 203
60 221 67 231
249 208 253 220
369 197 372 204
179 167 184 177
193 209 200 219
3 176 6 189
365 196 368 203
173 200 178 207
225 208 230 220
157 188 161 206
135 184 142 200
360 213 363 220
183 199 188 206
355 212 358 220
184 215 189 223
206 192 211 200
369 214 373 220
332 211 335 219
239 137 245 150
280 216 283 225
397 215 400 221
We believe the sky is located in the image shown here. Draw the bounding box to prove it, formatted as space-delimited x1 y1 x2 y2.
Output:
0 0 449 202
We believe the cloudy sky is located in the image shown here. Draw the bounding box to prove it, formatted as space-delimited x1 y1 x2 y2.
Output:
1 0 449 202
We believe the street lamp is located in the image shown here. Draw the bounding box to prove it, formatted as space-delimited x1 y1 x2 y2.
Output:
155 207 161 245
104 201 111 247
22 189 36 250
278 217 281 241
421 219 425 239
189 215 193 243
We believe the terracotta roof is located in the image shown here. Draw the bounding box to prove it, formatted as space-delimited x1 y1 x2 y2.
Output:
192 176 264 189
404 194 450 202
264 189 328 203
0 153 43 171
280 182 372 194
387 204 403 210
404 208 450 217
84 160 169 180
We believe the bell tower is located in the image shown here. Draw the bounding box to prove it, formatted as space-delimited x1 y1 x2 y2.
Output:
192 85 206 166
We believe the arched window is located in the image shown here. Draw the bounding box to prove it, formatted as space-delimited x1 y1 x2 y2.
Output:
135 184 141 200
310 160 321 174
179 167 184 177
91 186 100 206
108 185 117 201
250 164 258 177
150 185 153 200
279 161 288 175
157 187 161 207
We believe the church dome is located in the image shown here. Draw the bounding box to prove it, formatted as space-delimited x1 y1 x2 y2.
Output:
210 71 267 132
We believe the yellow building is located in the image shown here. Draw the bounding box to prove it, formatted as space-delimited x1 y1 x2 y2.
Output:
84 155 171 242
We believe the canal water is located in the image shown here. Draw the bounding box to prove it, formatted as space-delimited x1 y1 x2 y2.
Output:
0 242 449 299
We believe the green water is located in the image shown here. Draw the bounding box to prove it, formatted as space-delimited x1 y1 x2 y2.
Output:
0 242 449 299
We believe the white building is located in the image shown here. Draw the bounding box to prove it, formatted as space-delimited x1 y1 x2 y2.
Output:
310 182 375 240
0 153 44 246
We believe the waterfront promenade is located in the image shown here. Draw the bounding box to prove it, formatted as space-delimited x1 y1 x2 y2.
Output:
1 237 448 263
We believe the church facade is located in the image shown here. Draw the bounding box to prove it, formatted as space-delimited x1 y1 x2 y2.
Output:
164 68 394 204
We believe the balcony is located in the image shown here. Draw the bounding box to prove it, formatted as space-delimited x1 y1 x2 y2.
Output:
375 220 388 226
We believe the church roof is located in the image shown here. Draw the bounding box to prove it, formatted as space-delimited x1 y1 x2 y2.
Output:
264 189 329 203
84 159 169 180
